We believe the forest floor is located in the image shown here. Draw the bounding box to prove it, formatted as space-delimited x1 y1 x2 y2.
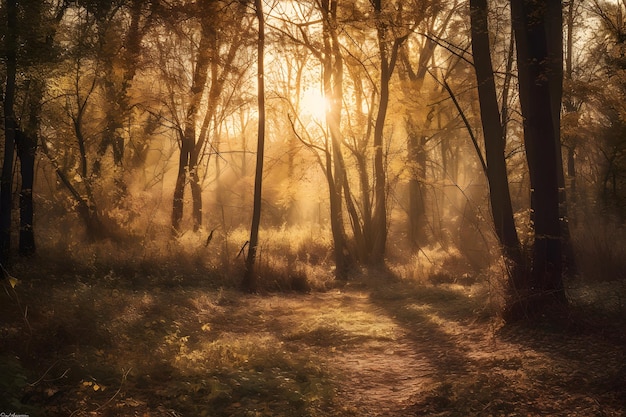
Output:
1 264 625 416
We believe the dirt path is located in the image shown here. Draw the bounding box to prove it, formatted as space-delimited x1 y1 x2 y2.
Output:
331 339 436 415
260 283 626 416
270 290 440 415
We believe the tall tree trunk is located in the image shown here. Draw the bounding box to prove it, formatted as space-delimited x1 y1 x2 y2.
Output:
369 0 408 264
1 0 18 267
17 79 44 257
370 0 395 264
401 6 455 249
406 114 430 248
559 0 579 266
321 0 352 278
469 0 524 280
511 0 566 316
371 49 390 264
16 129 36 257
243 0 266 292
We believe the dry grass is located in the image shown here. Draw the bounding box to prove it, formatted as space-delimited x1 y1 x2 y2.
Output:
2 262 625 416
571 216 626 282
1 221 626 416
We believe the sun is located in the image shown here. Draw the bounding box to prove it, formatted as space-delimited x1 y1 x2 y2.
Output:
300 88 329 121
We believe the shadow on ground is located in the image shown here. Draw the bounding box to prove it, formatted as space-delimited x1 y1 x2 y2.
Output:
2 267 625 416
361 271 626 416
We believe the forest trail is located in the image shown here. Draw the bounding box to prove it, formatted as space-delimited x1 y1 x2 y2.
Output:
1 273 625 416
255 289 441 415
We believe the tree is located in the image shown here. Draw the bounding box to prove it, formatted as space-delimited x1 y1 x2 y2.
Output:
168 0 251 235
319 0 353 277
369 0 408 264
510 0 567 315
243 0 266 293
44 19 106 238
469 0 523 281
16 84 41 257
400 1 458 249
274 0 353 278
1 0 68 263
89 0 154 198
588 0 626 217
1 0 18 267
171 6 214 234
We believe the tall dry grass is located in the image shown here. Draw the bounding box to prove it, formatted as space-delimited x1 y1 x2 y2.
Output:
24 221 336 292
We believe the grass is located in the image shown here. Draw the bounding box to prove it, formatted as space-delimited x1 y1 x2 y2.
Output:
1 222 626 416
0 272 343 417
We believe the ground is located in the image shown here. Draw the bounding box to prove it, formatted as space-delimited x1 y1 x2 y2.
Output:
1 266 625 416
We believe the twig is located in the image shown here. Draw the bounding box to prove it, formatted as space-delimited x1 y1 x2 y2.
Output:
29 359 68 386
92 368 132 412
204 229 215 247
237 241 249 259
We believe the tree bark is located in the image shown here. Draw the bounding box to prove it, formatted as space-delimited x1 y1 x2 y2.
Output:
171 24 212 235
16 130 36 256
370 0 405 264
322 0 352 278
401 6 455 249
469 0 523 277
511 0 567 316
406 114 430 248
243 0 266 292
371 21 390 265
1 0 18 267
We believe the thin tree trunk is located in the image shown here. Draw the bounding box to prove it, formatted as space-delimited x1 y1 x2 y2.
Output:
406 115 430 248
17 127 37 256
401 7 455 249
243 0 266 292
371 59 390 264
370 1 407 264
321 0 352 278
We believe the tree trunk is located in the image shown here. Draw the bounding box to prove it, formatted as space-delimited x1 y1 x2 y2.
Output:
1 0 18 267
469 0 523 278
243 0 266 292
16 129 36 257
321 0 352 278
370 1 397 264
371 67 389 265
17 79 46 256
406 114 430 249
172 131 192 234
408 134 428 248
92 0 145 196
171 25 212 235
511 0 567 316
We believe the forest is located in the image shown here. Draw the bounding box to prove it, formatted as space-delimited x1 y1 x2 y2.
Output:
1 0 625 415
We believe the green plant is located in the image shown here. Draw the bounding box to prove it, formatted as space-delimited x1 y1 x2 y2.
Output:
0 356 43 416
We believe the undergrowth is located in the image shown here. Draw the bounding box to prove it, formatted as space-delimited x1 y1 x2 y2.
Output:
1 219 626 415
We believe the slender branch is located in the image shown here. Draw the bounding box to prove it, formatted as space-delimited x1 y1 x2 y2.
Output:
432 70 488 175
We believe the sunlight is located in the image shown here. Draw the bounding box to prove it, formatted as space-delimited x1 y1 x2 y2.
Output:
300 88 329 121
